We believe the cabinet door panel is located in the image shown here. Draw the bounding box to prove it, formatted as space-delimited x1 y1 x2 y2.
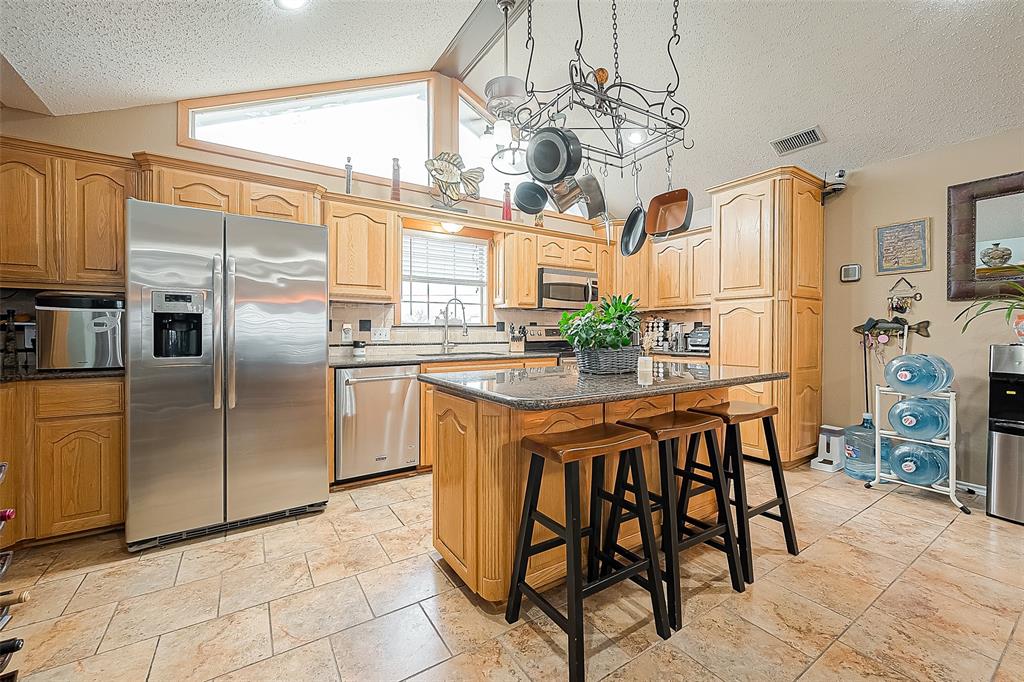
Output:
432 391 477 587
792 183 824 299
651 237 687 308
715 180 773 299
537 236 568 267
567 240 597 271
514 233 538 306
614 233 649 307
596 243 614 301
158 169 240 213
0 149 58 283
63 160 132 285
36 415 123 537
327 204 397 301
687 232 714 305
243 183 312 223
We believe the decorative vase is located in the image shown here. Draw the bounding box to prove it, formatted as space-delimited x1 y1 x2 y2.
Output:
980 242 1012 267
390 158 401 201
502 182 512 221
575 346 642 375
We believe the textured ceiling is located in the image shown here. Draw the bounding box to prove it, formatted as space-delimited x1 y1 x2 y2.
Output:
467 0 1024 216
0 0 477 115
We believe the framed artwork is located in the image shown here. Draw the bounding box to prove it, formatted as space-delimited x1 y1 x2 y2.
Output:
875 217 931 275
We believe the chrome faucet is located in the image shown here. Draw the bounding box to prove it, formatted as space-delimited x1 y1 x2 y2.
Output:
441 298 469 353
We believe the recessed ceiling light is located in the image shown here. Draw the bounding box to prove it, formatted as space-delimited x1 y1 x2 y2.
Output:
441 222 463 234
274 0 308 10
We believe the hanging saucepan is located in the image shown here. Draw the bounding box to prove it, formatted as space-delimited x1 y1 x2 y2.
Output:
620 165 648 257
513 181 548 215
547 174 606 219
526 127 582 184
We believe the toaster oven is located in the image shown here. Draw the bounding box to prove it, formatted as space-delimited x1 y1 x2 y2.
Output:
35 292 125 370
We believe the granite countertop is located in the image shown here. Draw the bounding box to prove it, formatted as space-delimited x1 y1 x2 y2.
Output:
329 349 562 369
418 361 788 410
0 367 125 383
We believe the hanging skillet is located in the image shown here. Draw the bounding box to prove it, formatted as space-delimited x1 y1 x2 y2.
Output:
645 148 693 237
526 127 582 184
620 164 648 257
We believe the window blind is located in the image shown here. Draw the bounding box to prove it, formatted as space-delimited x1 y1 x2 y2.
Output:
402 231 488 285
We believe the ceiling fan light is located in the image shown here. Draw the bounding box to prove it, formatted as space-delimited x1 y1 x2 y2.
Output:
485 75 527 117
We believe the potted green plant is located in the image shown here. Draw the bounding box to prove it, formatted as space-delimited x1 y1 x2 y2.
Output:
559 294 642 374
955 265 1024 342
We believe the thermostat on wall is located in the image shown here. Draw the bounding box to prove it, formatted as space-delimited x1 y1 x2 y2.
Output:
840 264 862 282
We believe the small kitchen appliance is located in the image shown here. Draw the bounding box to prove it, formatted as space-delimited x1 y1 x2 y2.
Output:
35 292 124 370
811 425 846 473
685 324 711 356
537 268 598 310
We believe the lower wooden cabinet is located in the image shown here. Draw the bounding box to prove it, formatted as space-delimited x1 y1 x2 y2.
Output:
35 414 124 537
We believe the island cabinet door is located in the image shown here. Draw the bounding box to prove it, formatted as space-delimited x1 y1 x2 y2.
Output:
713 298 774 459
431 391 478 589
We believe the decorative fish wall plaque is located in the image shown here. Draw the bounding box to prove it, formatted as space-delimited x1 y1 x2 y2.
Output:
425 152 484 208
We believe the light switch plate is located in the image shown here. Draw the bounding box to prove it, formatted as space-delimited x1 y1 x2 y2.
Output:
371 327 390 341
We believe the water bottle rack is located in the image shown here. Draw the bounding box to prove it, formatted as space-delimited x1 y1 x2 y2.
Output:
867 385 972 514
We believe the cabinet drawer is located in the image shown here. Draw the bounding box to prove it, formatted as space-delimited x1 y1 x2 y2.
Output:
35 379 124 418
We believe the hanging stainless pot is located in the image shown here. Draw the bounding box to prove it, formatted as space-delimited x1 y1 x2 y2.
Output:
526 127 582 184
575 174 606 219
547 174 606 219
513 181 548 215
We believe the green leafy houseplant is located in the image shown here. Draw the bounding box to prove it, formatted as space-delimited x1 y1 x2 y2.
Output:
559 294 640 349
955 265 1024 334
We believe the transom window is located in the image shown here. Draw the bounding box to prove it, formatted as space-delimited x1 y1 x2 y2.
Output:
401 230 489 325
188 79 430 185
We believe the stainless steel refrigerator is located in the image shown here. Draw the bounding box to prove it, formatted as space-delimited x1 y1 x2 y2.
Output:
125 199 328 549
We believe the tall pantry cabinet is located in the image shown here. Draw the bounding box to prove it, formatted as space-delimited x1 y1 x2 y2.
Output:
709 167 823 462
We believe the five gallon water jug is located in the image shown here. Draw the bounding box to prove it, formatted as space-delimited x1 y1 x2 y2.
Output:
884 354 954 395
888 443 949 486
843 413 879 481
888 397 949 441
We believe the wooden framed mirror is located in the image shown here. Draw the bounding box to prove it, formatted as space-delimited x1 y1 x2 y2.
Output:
947 171 1024 301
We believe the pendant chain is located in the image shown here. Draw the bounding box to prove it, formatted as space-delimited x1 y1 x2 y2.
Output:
611 0 620 81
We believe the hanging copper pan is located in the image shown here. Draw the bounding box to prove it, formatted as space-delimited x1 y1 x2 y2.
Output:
645 188 693 237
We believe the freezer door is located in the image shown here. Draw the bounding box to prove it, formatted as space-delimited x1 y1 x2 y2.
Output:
125 200 226 544
224 214 328 521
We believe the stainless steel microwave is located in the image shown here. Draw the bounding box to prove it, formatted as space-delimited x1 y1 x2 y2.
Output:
537 267 599 310
35 292 124 370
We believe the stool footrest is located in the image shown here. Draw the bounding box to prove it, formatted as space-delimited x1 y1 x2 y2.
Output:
748 498 783 517
519 583 569 632
679 524 727 547
526 536 565 558
581 558 650 597
533 511 565 538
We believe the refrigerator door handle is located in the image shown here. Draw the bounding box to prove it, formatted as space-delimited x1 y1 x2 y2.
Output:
212 254 224 410
226 256 237 409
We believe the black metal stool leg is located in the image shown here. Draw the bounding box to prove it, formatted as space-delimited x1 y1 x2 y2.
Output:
600 453 629 578
629 448 671 640
763 416 799 556
705 429 745 593
675 433 701 529
587 455 605 582
563 461 585 682
657 438 682 630
725 425 754 584
506 453 545 623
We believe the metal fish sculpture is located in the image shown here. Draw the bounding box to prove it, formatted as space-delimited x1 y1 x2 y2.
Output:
853 316 931 338
424 152 484 208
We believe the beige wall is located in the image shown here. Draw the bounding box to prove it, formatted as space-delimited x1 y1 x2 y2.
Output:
0 104 595 237
823 127 1024 486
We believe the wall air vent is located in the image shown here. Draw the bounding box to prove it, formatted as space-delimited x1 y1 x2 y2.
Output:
771 126 825 156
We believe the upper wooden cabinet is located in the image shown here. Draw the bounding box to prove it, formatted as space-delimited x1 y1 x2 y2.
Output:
326 202 399 302
537 235 596 271
154 168 241 213
647 230 713 309
687 232 714 305
613 232 650 308
713 179 774 300
494 231 538 308
0 148 59 283
242 181 316 223
791 180 824 299
567 240 597 271
63 159 134 285
596 242 614 301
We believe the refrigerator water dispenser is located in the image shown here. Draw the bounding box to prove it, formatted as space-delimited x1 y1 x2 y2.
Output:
152 291 204 358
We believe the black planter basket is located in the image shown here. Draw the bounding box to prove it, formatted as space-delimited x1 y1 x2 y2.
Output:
575 346 641 375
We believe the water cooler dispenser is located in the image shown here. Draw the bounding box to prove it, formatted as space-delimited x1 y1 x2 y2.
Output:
988 345 1024 525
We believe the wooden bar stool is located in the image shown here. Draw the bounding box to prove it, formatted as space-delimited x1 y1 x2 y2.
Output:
613 410 745 630
690 401 799 583
506 423 670 681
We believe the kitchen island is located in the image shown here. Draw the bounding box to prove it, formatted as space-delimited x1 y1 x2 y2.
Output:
418 361 788 601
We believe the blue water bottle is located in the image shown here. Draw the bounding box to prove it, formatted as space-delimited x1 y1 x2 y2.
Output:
888 397 949 441
843 414 878 481
884 354 954 395
888 443 949 486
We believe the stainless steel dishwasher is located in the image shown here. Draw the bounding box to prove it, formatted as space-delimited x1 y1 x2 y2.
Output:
335 365 420 481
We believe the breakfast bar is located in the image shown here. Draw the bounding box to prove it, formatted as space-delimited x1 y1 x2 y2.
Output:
418 360 788 602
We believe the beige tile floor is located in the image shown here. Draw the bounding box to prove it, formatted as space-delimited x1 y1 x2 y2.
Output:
4 463 1023 681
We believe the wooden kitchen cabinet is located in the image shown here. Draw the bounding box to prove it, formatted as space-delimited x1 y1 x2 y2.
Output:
596 242 615 300
242 181 316 223
687 231 714 305
0 147 59 284
713 178 774 300
612 226 651 308
431 390 478 586
35 414 124 537
325 202 399 302
494 231 538 308
62 158 133 286
537 235 569 267
651 236 688 308
154 168 241 213
567 240 597 271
